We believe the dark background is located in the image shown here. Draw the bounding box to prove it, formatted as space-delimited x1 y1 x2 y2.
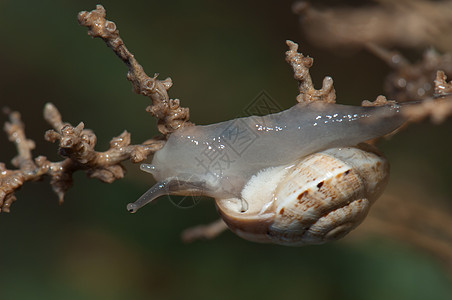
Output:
0 0 451 299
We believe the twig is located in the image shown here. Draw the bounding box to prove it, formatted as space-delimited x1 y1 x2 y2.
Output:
366 44 452 102
181 219 229 243
0 109 38 212
293 0 452 51
285 40 336 103
399 72 452 124
1 5 197 212
0 103 164 211
286 41 452 125
355 194 452 275
77 5 193 136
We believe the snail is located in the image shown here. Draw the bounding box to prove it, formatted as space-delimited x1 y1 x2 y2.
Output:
127 100 408 246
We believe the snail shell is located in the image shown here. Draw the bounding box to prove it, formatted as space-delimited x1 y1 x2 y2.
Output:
216 144 389 246
127 101 404 245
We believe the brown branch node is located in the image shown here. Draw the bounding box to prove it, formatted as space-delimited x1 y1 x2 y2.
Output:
285 40 336 103
434 70 452 97
361 95 396 107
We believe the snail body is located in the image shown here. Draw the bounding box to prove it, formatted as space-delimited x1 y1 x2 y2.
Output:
127 101 405 245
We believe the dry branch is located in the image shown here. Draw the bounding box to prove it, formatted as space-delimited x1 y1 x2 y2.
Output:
0 103 164 212
181 219 228 243
398 71 452 124
367 44 452 102
285 40 336 103
286 41 452 124
1 4 197 212
293 0 452 51
355 194 452 275
77 5 193 136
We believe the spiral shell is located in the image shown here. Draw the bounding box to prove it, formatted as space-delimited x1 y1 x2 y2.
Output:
216 145 389 246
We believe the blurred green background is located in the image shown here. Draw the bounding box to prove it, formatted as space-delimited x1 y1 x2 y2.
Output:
0 0 451 299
